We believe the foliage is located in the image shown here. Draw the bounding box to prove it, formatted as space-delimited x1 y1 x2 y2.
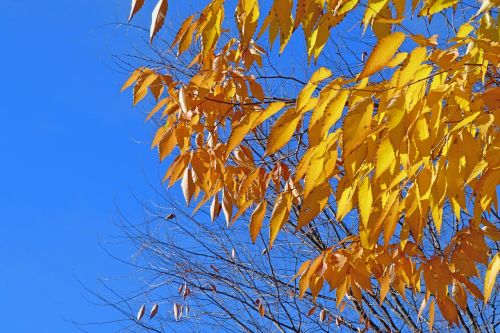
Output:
121 0 500 331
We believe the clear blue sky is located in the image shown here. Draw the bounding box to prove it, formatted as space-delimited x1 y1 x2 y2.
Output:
0 1 168 331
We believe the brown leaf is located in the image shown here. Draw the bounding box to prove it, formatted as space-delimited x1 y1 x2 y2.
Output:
319 308 327 322
150 303 159 319
137 304 145 321
150 0 168 42
128 0 145 22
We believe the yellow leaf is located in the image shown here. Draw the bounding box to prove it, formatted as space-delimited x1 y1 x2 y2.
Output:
336 181 355 221
133 72 158 106
379 273 390 304
420 0 459 16
226 112 260 156
386 52 408 68
473 0 498 19
484 253 500 304
178 87 189 114
342 98 373 157
256 101 286 125
151 126 167 148
150 0 168 42
172 15 196 54
290 259 311 283
318 90 349 140
265 108 301 155
296 67 332 112
456 22 474 39
393 0 406 17
231 200 253 226
309 82 340 146
236 0 259 46
128 0 145 21
382 191 400 244
158 128 176 161
466 160 488 184
428 299 435 331
146 97 169 121
275 0 293 53
297 182 331 230
451 111 480 132
362 0 390 29
397 47 427 89
357 176 372 227
269 192 293 248
199 1 224 59
121 67 146 92
358 32 405 80
249 201 267 243
375 136 395 180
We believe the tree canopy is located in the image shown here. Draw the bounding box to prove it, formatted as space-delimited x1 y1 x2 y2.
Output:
121 0 500 330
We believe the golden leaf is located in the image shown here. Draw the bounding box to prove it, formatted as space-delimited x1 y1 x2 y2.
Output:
265 108 301 156
375 136 395 180
357 176 372 228
250 201 267 243
297 182 331 230
484 253 500 304
269 192 293 248
428 299 435 331
358 32 405 80
379 273 390 305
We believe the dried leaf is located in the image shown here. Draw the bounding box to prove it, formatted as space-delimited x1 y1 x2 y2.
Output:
150 0 168 42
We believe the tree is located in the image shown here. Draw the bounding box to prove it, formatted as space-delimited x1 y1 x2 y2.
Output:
115 0 500 331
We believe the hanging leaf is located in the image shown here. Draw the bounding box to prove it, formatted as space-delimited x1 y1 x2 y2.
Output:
128 0 145 22
150 0 169 42
269 192 293 248
265 108 301 156
358 32 405 80
137 304 145 321
150 303 159 319
484 253 500 304
250 201 267 243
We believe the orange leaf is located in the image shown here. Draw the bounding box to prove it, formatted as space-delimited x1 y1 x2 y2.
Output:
250 201 267 243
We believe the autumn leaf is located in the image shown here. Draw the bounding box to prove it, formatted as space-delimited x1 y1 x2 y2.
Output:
250 201 267 243
128 0 145 22
484 253 500 304
358 32 405 80
137 304 145 321
265 108 301 156
121 1 500 328
150 0 168 42
150 303 159 319
269 192 293 248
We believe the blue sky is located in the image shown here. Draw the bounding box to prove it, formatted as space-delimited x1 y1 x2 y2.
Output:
0 1 169 331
